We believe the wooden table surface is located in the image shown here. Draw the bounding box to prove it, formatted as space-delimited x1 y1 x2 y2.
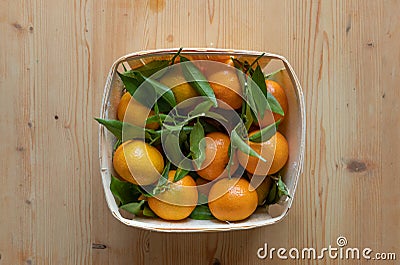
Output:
1 0 399 264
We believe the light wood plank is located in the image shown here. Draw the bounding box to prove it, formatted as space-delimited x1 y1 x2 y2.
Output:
1 0 399 264
1 0 92 264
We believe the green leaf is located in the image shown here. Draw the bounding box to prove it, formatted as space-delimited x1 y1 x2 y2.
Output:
120 200 145 215
189 205 215 220
263 67 286 117
266 91 284 116
152 161 171 195
95 118 147 141
179 56 218 107
126 60 170 78
122 71 176 109
226 143 236 178
251 64 267 97
174 167 190 182
265 68 284 80
230 125 266 162
202 112 228 124
266 175 290 205
244 103 254 131
95 118 123 140
277 175 290 198
190 121 206 168
188 100 214 117
145 113 167 125
117 72 140 95
247 74 270 120
138 73 177 108
249 120 281 143
157 98 173 113
110 175 141 205
266 181 278 205
142 205 157 217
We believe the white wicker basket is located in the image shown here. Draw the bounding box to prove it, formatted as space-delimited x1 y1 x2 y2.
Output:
99 48 305 232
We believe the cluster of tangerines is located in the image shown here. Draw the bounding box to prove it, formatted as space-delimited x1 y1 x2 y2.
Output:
100 51 290 222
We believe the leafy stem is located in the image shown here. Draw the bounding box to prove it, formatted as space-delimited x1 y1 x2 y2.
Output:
170 47 183 65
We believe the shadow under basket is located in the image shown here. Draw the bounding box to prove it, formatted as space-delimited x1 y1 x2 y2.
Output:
99 48 305 232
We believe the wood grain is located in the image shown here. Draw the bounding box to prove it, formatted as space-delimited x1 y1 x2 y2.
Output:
1 0 399 264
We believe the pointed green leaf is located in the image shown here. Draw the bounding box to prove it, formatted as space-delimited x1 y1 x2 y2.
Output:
140 74 176 107
179 56 218 107
230 126 266 162
203 112 228 124
153 161 171 195
145 113 168 125
226 143 237 178
249 120 281 143
251 64 267 97
245 78 269 120
110 175 141 205
142 205 157 217
120 200 145 215
266 91 284 116
189 205 215 220
264 69 286 116
95 118 147 141
264 68 285 80
266 181 278 205
126 60 170 78
277 175 290 198
190 121 206 168
117 72 140 95
266 175 290 205
174 167 190 182
188 100 214 117
244 103 254 131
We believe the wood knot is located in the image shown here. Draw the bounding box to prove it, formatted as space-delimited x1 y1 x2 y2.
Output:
346 159 367 173
92 243 107 249
12 22 23 30
16 146 25 152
